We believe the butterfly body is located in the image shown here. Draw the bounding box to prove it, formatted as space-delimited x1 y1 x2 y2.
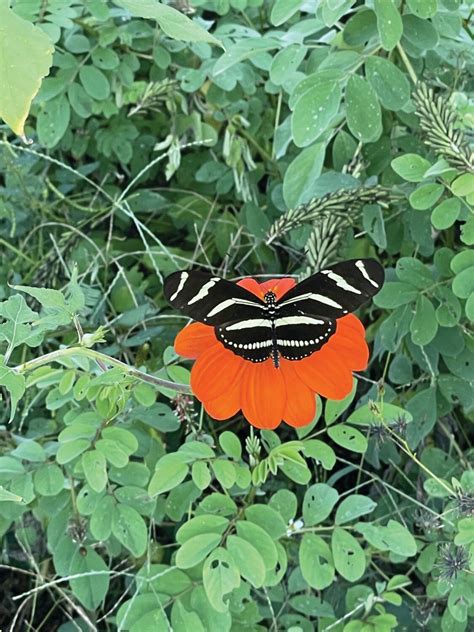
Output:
164 259 383 368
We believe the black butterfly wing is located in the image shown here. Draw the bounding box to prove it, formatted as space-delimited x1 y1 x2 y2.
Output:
274 315 336 361
164 270 266 326
276 259 384 320
216 317 274 363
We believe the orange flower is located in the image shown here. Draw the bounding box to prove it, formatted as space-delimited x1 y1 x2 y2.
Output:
174 277 369 430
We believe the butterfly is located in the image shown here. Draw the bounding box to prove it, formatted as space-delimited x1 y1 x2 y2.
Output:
164 259 384 369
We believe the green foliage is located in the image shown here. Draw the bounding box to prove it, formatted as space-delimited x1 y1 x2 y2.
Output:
0 0 473 629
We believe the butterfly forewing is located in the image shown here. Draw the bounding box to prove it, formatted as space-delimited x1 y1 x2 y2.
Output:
277 259 384 320
164 258 383 367
164 270 265 326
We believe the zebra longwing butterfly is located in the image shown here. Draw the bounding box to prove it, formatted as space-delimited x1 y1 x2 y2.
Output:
164 259 384 368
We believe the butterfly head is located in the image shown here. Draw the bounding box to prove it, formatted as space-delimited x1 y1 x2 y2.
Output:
264 291 277 306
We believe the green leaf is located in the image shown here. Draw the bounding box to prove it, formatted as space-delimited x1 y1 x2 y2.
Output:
327 425 368 453
33 463 64 496
211 460 236 489
406 0 438 18
176 515 229 544
69 547 110 610
299 533 335 590
82 450 107 493
303 440 336 470
79 65 110 100
0 485 25 503
391 154 431 182
335 495 377 525
270 44 306 86
176 533 222 569
374 0 403 50
90 494 116 541
395 257 433 289
57 438 91 464
345 75 382 143
203 548 240 613
148 454 189 496
95 439 129 468
373 282 418 308
402 15 439 50
236 520 278 571
37 94 70 148
363 204 387 249
365 57 410 111
270 0 304 26
431 198 461 230
192 461 212 490
0 1 53 136
291 82 341 147
409 184 444 210
282 141 326 207
303 483 339 526
410 295 438 346
406 387 438 448
112 504 147 557
0 362 25 422
116 0 223 48
245 504 287 539
226 535 266 588
355 520 417 557
213 38 279 76
332 527 366 581
219 431 241 460
452 173 474 198
101 427 138 455
325 379 357 424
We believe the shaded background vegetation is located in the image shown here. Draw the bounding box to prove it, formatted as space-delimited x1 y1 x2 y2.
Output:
0 0 473 630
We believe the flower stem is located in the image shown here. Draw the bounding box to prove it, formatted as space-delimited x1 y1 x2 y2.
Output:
14 347 192 394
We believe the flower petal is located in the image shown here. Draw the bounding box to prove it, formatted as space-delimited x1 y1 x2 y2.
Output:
240 360 286 430
175 322 217 359
191 344 245 402
260 277 296 298
294 344 354 401
204 383 241 420
237 278 263 297
280 360 316 427
328 315 369 371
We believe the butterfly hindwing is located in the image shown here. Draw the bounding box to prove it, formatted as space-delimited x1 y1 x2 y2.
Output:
164 270 265 326
216 318 273 363
274 315 336 361
277 259 384 320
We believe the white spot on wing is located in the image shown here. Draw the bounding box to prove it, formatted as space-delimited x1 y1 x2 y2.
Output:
279 292 342 309
321 270 361 294
225 319 272 331
275 316 325 327
170 271 188 301
188 278 220 305
356 260 379 288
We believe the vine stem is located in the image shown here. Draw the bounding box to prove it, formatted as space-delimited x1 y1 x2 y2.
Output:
13 347 192 394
